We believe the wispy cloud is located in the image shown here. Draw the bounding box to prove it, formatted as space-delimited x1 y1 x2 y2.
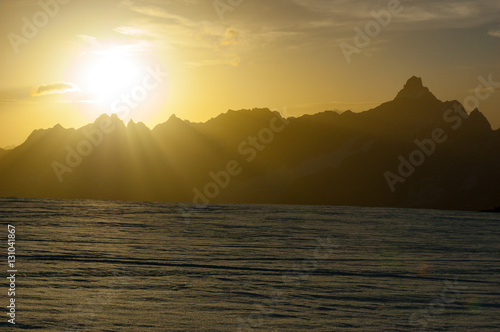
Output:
488 29 500 38
77 0 500 68
0 99 34 104
293 0 500 29
116 1 249 66
31 82 81 97
219 27 240 46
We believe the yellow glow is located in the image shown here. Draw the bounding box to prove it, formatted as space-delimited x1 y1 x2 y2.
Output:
80 48 142 101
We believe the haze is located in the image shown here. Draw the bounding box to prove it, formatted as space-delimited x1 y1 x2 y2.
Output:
1 0 499 147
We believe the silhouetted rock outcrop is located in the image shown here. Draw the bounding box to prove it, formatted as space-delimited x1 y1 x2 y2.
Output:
395 76 437 101
481 206 500 213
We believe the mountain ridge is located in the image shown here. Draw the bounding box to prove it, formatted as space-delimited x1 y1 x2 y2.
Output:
0 77 498 211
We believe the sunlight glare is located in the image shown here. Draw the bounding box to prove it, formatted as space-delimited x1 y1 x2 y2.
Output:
81 48 142 101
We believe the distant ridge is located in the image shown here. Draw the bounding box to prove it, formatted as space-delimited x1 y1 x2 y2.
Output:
0 77 499 211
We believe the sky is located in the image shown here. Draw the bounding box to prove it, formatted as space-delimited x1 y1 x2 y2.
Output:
0 0 499 147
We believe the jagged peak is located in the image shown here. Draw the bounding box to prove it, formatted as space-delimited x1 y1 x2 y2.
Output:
151 113 188 132
467 108 492 131
92 113 126 129
395 76 437 101
406 76 423 88
94 113 110 123
127 120 150 131
164 114 188 125
168 114 182 121
94 113 123 121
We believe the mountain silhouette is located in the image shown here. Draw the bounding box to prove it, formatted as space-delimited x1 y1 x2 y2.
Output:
1 77 499 211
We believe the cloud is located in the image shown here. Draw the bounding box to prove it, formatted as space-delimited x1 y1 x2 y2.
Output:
293 0 500 30
31 82 81 97
488 29 500 38
114 0 500 68
78 34 100 47
0 100 32 104
229 54 240 66
220 27 240 46
116 1 249 67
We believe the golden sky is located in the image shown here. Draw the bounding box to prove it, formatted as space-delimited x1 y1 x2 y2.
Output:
0 0 499 147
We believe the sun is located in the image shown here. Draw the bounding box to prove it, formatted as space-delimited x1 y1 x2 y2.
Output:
80 48 142 101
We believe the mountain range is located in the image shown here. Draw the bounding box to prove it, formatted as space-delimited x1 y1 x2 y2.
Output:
1 76 499 211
